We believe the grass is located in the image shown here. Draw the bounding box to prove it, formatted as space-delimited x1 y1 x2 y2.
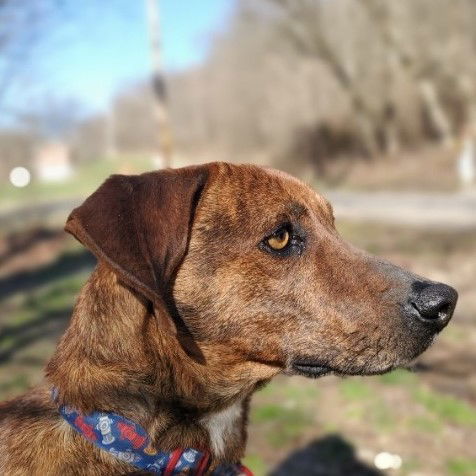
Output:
242 454 268 476
0 374 30 395
2 271 87 328
0 154 154 208
414 388 476 427
258 378 320 402
339 379 372 401
0 218 475 474
378 368 418 386
446 458 476 475
251 403 312 448
370 401 396 433
408 415 442 433
0 256 90 399
400 457 421 474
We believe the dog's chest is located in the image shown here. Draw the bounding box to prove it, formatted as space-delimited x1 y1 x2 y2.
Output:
200 401 243 457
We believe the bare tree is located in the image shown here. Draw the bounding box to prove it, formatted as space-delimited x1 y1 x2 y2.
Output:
356 0 454 148
265 0 384 156
139 0 476 171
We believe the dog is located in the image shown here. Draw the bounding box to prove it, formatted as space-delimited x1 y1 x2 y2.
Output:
0 163 457 475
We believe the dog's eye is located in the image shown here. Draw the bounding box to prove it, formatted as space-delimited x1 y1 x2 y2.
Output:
267 229 290 250
260 223 304 257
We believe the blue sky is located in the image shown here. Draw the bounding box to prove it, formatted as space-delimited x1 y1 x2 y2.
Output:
3 0 235 117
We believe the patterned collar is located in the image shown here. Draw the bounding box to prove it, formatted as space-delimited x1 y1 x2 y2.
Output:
55 395 252 475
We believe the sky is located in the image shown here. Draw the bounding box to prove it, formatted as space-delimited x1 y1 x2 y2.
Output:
2 0 235 118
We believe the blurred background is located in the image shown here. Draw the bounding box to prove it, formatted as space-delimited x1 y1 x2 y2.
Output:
1 1 475 475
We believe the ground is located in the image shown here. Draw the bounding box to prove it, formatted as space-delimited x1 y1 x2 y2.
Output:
314 145 462 192
247 222 476 476
1 218 475 476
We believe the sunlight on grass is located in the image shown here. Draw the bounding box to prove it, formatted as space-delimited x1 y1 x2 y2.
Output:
446 458 476 475
414 388 476 427
408 415 442 434
370 401 396 433
379 368 417 386
0 269 89 400
242 454 268 476
339 378 372 401
5 271 88 327
0 374 30 395
251 403 311 448
257 378 320 404
400 457 421 475
1 155 153 207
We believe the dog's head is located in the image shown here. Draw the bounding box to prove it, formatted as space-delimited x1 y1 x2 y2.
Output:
66 162 457 387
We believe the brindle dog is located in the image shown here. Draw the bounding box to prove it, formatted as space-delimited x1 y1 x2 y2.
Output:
0 163 457 475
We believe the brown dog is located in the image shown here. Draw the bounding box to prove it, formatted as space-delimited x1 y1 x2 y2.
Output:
0 163 457 475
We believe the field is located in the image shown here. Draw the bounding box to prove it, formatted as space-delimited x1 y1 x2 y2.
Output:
0 155 155 209
1 216 475 476
247 222 476 475
0 217 476 476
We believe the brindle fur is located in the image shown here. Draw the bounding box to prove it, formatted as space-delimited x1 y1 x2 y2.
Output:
0 163 448 474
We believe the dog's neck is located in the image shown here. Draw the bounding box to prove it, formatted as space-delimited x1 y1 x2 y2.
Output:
46 263 252 463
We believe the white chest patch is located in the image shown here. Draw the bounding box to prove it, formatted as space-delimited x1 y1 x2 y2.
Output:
201 401 243 457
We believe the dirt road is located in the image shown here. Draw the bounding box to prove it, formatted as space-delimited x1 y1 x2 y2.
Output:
325 190 476 229
1 191 475 231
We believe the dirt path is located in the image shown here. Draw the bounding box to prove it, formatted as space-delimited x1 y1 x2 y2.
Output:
326 190 476 229
2 191 475 232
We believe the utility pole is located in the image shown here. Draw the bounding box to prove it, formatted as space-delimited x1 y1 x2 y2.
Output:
145 0 173 168
105 105 118 158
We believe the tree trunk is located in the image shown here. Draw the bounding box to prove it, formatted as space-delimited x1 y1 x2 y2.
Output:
419 80 454 148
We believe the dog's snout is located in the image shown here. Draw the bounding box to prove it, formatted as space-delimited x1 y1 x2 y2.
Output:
407 281 458 329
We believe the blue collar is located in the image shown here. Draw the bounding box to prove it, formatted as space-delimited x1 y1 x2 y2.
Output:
56 396 251 475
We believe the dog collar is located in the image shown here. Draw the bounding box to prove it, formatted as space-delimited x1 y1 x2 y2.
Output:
55 395 252 475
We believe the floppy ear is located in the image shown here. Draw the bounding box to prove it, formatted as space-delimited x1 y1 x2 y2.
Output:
64 165 211 333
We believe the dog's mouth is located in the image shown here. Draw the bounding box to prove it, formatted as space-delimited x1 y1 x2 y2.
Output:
290 360 335 378
289 359 398 378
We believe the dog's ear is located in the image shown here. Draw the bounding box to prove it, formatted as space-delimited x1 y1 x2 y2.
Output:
64 165 211 333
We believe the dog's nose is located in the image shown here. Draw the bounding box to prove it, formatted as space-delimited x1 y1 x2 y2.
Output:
408 281 458 329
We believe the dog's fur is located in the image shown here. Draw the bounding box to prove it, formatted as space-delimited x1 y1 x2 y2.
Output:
0 163 454 474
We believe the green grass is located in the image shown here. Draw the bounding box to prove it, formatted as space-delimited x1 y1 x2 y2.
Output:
251 403 311 448
344 406 366 422
258 378 320 403
379 368 417 386
252 404 301 423
0 155 153 207
414 389 476 427
0 267 89 400
370 401 396 432
446 458 476 475
339 378 372 401
0 374 30 395
408 416 442 433
338 379 397 432
242 454 268 476
4 271 87 328
0 272 88 363
399 457 421 475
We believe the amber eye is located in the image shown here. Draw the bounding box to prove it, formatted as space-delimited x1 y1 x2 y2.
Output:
266 229 290 250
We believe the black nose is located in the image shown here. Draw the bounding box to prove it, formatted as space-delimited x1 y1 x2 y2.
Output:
408 281 458 330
